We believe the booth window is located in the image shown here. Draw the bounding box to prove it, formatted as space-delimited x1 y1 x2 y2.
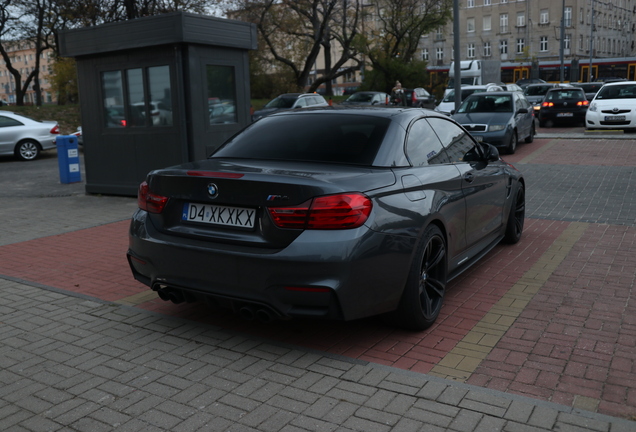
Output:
102 70 127 128
102 65 173 128
207 65 237 125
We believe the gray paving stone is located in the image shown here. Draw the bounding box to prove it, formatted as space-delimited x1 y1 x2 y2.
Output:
474 415 507 431
504 399 537 424
528 405 559 429
448 408 484 431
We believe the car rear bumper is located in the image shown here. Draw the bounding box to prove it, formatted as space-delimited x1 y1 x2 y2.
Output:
127 211 415 322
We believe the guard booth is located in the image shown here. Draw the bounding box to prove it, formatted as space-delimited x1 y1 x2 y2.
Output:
58 12 257 196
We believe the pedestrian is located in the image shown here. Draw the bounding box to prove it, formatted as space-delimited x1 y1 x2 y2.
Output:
391 80 405 106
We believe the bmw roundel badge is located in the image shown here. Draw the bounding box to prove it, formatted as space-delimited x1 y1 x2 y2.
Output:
207 183 219 198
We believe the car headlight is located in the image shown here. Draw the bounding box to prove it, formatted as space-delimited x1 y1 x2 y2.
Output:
588 103 597 112
488 125 505 132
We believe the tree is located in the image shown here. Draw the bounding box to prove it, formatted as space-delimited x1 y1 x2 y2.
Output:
49 57 78 104
230 0 364 94
359 0 452 92
0 0 212 106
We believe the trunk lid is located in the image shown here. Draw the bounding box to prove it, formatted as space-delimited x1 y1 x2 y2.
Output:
145 158 396 249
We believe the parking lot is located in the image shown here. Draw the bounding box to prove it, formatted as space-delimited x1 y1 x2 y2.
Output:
1 125 635 430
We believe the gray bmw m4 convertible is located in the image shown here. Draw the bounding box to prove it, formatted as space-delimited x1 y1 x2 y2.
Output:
127 107 525 330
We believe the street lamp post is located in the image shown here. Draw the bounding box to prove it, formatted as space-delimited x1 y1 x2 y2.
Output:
453 0 461 111
559 0 565 82
588 0 595 82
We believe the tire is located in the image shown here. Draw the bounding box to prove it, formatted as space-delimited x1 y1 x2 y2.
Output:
15 140 41 161
524 123 535 143
384 225 447 331
506 130 517 154
503 184 525 244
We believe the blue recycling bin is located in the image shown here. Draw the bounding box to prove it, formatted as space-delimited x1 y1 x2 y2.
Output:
56 135 82 184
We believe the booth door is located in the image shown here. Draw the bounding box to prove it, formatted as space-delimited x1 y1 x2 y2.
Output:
188 47 251 161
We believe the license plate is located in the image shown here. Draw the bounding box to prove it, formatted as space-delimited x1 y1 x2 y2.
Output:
557 112 573 117
604 115 626 121
182 203 256 228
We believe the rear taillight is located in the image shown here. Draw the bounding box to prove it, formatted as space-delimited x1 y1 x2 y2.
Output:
268 193 372 230
138 181 168 214
411 92 416 103
577 100 590 106
541 101 554 108
50 125 60 134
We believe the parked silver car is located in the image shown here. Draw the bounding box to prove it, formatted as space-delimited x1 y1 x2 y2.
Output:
0 111 59 161
451 91 535 154
252 93 329 121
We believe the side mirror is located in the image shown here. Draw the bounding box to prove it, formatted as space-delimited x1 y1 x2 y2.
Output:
450 109 455 115
483 143 500 162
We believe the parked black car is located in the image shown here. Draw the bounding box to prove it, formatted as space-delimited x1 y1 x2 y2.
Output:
571 82 604 101
128 107 525 331
392 88 437 109
538 87 589 127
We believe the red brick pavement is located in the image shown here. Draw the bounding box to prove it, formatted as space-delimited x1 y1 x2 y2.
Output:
1 138 635 419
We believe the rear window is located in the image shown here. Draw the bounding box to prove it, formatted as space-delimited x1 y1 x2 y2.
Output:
524 85 552 96
546 90 585 100
212 113 390 166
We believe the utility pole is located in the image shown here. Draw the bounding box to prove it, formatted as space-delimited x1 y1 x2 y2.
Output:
559 0 565 82
588 0 595 82
453 0 461 111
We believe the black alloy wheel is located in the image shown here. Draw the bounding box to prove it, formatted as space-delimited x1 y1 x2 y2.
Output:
385 225 448 331
503 184 525 244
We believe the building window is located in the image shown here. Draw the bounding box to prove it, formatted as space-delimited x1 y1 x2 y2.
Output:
483 15 491 31
484 42 492 57
540 10 549 24
564 34 571 50
540 36 548 52
422 48 429 60
500 39 508 54
467 43 475 58
500 14 508 33
580 7 584 23
467 0 474 7
564 7 572 27
436 27 444 40
516 12 525 27
436 47 444 60
516 38 525 54
467 18 475 32
484 0 491 5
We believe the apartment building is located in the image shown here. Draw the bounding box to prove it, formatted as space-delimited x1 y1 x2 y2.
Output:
419 0 635 81
0 40 56 104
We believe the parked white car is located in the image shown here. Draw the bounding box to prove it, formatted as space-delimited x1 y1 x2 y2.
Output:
434 85 492 115
586 81 636 130
0 111 59 160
